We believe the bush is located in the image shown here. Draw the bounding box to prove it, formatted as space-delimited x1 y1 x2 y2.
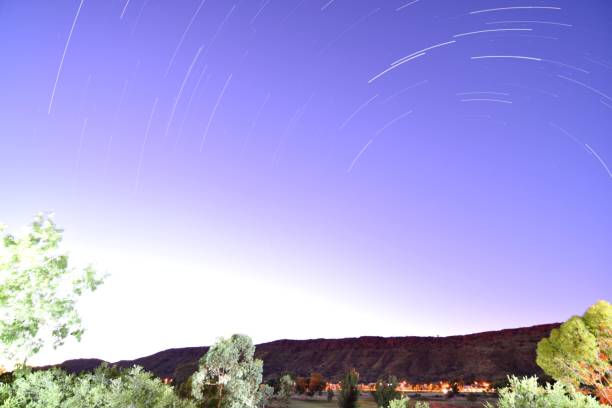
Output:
486 376 605 408
414 402 430 408
0 366 195 408
337 369 359 408
258 384 274 408
295 377 307 395
387 398 409 408
307 372 325 397
277 374 293 407
372 376 401 408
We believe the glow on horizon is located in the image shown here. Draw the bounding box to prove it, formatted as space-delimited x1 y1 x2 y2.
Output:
1 0 610 366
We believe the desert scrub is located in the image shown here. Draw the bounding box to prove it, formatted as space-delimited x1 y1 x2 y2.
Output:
0 365 195 408
487 376 605 408
387 397 409 408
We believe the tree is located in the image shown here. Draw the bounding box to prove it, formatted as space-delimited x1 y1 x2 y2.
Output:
277 374 294 407
337 369 359 408
295 376 308 395
307 372 325 397
0 214 105 369
191 334 263 408
0 365 196 408
485 376 604 408
265 377 279 394
258 384 274 408
536 300 611 403
372 375 401 407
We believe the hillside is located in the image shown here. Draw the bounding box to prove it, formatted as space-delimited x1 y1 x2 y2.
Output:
49 324 559 384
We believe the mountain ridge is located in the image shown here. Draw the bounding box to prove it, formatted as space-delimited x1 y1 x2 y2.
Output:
46 323 559 384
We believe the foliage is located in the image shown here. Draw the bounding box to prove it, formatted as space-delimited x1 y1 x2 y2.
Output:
484 376 605 408
414 402 430 408
191 334 263 408
265 377 279 394
277 374 293 407
387 397 409 408
449 381 460 394
257 384 274 408
337 369 359 408
295 377 307 394
307 372 326 397
0 214 105 368
537 300 612 403
372 376 401 408
0 365 195 408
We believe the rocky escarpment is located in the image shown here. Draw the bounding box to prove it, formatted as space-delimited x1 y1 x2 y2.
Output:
48 323 559 385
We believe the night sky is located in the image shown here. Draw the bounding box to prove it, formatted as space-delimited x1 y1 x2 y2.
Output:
1 0 611 365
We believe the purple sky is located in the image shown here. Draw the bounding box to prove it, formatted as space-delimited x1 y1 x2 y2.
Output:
1 0 611 364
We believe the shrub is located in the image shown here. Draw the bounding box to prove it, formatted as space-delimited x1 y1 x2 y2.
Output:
258 384 274 408
295 377 307 395
307 372 325 397
485 376 605 408
0 365 195 408
414 402 430 408
372 376 401 408
387 397 409 408
276 374 293 407
337 369 359 408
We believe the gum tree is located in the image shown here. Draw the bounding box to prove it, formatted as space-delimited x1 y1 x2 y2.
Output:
0 214 105 369
191 334 263 408
277 374 294 407
536 300 611 404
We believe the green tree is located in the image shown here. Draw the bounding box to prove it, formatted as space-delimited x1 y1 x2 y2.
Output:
485 376 604 408
0 214 105 369
372 376 400 408
277 374 293 407
257 384 274 408
191 334 263 408
0 365 196 408
536 300 611 403
337 369 359 408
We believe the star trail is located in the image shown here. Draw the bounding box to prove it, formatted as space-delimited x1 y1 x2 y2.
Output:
0 0 610 364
